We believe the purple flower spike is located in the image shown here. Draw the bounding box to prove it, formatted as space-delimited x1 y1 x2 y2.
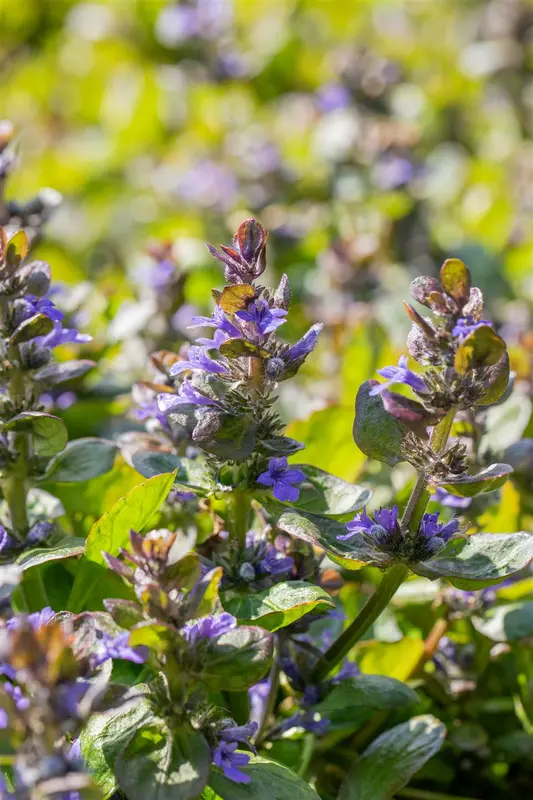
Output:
218 721 258 752
236 298 287 337
452 316 492 341
196 328 230 350
338 506 399 545
182 612 236 644
257 457 306 502
212 741 252 784
91 632 148 668
24 294 64 323
170 345 228 376
35 321 92 350
190 306 241 339
370 356 427 396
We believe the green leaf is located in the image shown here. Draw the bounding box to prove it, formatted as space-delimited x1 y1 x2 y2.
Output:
84 471 176 564
440 257 471 304
287 465 371 517
353 380 412 467
10 313 53 344
358 640 425 681
416 533 533 588
476 353 510 406
15 538 85 570
315 675 418 732
115 722 211 800
66 558 136 613
222 581 335 631
131 451 211 494
472 601 533 642
277 510 388 570
129 622 179 653
44 438 118 482
219 338 270 359
339 715 446 800
196 626 273 691
207 755 321 799
5 229 29 271
193 409 257 461
454 325 506 374
81 691 155 797
439 463 512 497
3 412 68 456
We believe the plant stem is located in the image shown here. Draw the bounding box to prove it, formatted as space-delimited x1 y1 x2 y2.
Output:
401 407 457 534
256 651 280 744
297 733 315 778
224 690 251 726
2 349 29 540
228 489 251 548
311 563 409 683
409 617 449 678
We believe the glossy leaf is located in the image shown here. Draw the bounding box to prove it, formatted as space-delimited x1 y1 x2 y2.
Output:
81 691 154 796
222 581 335 631
131 451 211 494
439 463 512 497
287 465 371 516
473 601 533 642
84 471 176 564
16 539 85 570
454 325 506 374
5 229 29 271
44 438 118 482
416 533 533 588
33 359 95 386
339 715 446 800
10 313 53 344
476 353 510 406
353 380 412 466
3 412 68 456
440 257 471 304
115 722 211 800
315 675 418 731
277 510 389 570
196 626 273 691
207 755 321 800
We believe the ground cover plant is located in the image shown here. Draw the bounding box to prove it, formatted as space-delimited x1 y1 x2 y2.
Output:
3 2 533 799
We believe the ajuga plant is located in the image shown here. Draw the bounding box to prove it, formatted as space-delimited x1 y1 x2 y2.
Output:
4 221 533 800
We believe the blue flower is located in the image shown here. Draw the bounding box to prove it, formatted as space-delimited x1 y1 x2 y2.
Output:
170 345 229 376
257 457 306 502
3 681 29 711
212 741 252 783
419 512 460 555
370 356 427 396
35 321 92 350
452 316 492 341
91 632 148 668
190 306 241 339
279 709 329 736
7 606 55 631
286 323 323 363
195 328 230 349
182 612 236 644
236 298 287 336
158 379 219 411
218 721 258 751
338 506 399 545
23 294 64 323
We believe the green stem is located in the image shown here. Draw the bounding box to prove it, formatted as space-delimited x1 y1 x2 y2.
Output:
311 563 409 683
297 733 315 779
228 489 252 548
2 346 30 540
256 649 280 744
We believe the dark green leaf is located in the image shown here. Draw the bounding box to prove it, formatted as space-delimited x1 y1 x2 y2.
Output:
115 722 210 800
476 353 510 406
131 451 211 494
222 581 334 631
44 438 117 483
439 463 512 497
16 538 85 570
193 409 257 461
207 755 321 799
3 412 68 456
353 380 413 467
277 510 389 570
196 626 273 691
416 533 533 588
33 360 95 386
473 601 533 641
339 715 446 800
81 691 155 797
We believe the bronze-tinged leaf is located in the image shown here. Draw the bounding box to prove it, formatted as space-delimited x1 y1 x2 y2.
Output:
440 258 471 305
234 218 268 263
218 283 255 314
5 230 29 271
150 350 181 373
403 302 435 338
219 338 270 359
454 326 506 374
427 291 448 313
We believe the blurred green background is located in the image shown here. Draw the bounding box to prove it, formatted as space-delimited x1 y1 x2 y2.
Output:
3 0 533 470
